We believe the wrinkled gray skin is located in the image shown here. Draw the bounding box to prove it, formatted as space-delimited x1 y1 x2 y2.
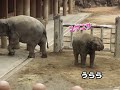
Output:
72 33 104 68
0 15 48 58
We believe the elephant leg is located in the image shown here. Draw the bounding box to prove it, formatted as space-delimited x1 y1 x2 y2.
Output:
8 34 19 55
39 41 47 58
38 42 42 53
90 52 95 68
26 44 30 51
14 41 20 49
80 54 87 68
8 45 15 56
74 52 79 66
28 44 36 58
40 44 47 58
8 40 17 56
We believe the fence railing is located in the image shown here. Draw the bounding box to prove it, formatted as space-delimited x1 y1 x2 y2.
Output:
54 15 120 58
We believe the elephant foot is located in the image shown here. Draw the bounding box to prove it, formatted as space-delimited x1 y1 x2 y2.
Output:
8 52 15 56
90 65 94 68
41 54 47 58
81 65 86 68
28 53 35 58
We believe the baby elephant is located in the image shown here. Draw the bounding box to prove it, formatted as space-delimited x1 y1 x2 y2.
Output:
72 33 104 68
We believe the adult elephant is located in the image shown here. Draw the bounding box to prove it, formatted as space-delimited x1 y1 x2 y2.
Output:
0 15 48 58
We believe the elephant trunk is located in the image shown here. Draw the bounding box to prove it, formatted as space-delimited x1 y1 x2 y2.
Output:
97 44 104 51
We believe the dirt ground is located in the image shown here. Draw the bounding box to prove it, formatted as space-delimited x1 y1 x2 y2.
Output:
8 7 120 90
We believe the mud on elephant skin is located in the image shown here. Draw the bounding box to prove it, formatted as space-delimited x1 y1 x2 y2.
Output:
0 15 48 58
72 33 104 68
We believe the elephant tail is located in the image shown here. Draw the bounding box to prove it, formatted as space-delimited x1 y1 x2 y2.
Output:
43 30 49 49
47 41 49 49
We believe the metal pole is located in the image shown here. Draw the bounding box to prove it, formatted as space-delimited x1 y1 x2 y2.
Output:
100 28 103 41
91 28 93 35
70 32 73 47
60 19 63 50
114 17 120 58
110 28 112 52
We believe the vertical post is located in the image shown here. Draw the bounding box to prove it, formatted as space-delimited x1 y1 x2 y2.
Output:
63 0 68 16
0 0 8 48
43 0 48 23
58 0 61 14
54 15 62 52
50 0 53 14
114 17 120 58
91 28 93 35
1 37 7 48
81 30 83 33
68 0 72 14
70 32 73 47
118 0 120 8
60 19 63 50
72 0 75 10
14 0 16 16
23 0 30 16
48 0 51 14
30 0 36 17
16 0 23 15
54 0 58 16
110 28 112 51
36 0 42 18
101 28 103 41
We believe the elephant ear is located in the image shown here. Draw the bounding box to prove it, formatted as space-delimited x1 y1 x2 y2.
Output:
7 23 19 40
87 38 96 50
87 40 93 50
7 23 15 36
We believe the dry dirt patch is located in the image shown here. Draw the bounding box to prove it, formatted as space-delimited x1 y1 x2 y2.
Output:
7 50 120 90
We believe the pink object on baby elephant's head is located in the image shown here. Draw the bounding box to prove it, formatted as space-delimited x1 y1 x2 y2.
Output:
0 81 11 90
32 83 47 90
71 86 83 90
